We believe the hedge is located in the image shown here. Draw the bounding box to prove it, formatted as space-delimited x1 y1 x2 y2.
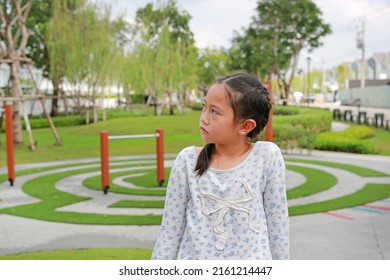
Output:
315 126 377 154
260 124 317 153
274 107 332 133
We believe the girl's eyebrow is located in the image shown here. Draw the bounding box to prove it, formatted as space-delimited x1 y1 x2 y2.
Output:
203 97 223 111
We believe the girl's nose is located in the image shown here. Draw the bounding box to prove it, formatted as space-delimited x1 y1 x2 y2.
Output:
200 112 208 125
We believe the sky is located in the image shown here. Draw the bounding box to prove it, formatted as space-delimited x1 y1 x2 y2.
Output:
106 0 390 72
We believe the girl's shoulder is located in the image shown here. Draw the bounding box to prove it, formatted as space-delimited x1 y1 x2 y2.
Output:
174 146 198 162
253 140 282 153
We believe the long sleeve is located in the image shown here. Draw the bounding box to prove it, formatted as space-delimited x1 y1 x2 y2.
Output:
151 151 191 260
263 145 289 260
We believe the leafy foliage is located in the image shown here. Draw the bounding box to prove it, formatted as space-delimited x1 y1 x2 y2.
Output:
132 0 198 114
229 0 331 101
315 126 377 154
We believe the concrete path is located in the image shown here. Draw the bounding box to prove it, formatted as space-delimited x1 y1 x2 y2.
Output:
1 150 390 259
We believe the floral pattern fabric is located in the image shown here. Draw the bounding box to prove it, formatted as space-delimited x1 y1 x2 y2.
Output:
151 141 289 260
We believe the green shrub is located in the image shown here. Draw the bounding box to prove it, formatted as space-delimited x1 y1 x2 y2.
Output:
273 105 300 116
131 94 146 104
274 107 332 133
330 126 374 139
260 124 317 153
23 109 146 129
315 136 377 154
190 102 203 111
23 116 86 129
315 126 377 154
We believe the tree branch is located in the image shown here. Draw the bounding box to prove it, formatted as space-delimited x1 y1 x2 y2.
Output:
15 0 33 57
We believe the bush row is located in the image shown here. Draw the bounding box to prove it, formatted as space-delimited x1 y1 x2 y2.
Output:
272 105 300 116
315 126 377 154
263 107 377 154
19 105 376 155
22 116 87 129
274 107 332 133
315 137 376 154
21 108 143 129
260 124 317 153
258 107 331 154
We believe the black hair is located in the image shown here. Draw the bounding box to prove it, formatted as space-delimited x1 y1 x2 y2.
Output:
194 72 271 177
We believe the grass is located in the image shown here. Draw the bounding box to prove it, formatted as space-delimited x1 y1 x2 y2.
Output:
110 200 165 208
285 158 389 177
286 164 337 199
0 248 152 260
83 168 168 195
289 183 390 216
1 157 389 225
367 128 390 156
0 166 163 225
0 110 204 166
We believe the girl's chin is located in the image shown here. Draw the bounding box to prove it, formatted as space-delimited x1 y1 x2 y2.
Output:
200 136 211 143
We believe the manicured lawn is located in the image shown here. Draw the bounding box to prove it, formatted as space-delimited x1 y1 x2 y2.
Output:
286 164 337 199
289 183 390 216
0 248 152 260
0 110 203 166
367 128 390 155
0 165 164 225
1 157 389 225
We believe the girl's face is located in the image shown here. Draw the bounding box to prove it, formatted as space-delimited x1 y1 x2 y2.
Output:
200 83 242 145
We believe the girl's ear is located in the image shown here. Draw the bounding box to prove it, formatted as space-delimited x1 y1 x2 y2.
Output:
239 119 257 135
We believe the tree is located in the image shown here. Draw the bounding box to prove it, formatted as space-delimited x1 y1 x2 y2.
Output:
197 47 229 96
133 0 197 115
230 0 331 104
45 0 74 116
27 0 88 116
0 0 34 145
336 64 350 90
47 0 122 121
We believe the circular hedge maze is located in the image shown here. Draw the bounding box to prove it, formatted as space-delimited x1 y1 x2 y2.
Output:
1 155 390 224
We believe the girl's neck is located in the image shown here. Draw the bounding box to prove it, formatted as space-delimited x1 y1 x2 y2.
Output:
210 142 253 170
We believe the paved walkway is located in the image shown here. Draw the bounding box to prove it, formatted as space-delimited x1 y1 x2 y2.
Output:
1 149 390 259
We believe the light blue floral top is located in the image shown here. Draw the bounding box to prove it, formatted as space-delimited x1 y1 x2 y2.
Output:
152 141 289 260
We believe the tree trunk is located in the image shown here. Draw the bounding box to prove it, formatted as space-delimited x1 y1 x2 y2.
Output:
50 80 60 116
10 61 24 145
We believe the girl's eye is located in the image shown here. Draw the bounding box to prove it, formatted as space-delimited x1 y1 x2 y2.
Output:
211 109 218 115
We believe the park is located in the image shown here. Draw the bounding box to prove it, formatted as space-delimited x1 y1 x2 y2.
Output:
1 105 390 259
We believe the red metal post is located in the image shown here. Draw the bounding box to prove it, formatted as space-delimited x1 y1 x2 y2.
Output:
100 131 110 194
265 80 274 142
5 104 15 186
156 128 165 186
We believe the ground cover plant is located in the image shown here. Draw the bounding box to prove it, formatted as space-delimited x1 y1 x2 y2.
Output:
0 248 152 260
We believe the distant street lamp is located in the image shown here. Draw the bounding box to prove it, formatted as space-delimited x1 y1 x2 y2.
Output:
306 56 311 106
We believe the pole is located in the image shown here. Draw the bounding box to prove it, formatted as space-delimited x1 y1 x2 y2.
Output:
156 128 165 186
307 56 311 107
5 104 15 186
100 131 110 194
265 80 273 142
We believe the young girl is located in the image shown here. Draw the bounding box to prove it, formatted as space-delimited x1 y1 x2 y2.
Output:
152 73 289 260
